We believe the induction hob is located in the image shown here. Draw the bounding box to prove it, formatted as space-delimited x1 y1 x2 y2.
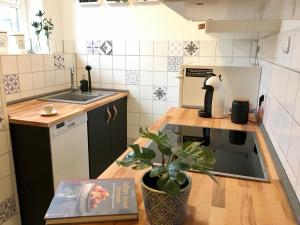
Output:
138 124 269 182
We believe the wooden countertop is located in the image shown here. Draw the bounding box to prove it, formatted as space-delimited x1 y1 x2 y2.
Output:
93 108 296 225
7 92 128 127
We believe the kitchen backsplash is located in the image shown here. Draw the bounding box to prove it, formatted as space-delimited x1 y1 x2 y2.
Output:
0 58 20 225
1 53 76 103
73 39 257 142
259 23 300 202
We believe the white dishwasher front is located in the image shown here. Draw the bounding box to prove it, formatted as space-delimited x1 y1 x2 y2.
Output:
50 113 89 189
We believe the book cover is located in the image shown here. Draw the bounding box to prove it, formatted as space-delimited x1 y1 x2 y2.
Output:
45 178 138 224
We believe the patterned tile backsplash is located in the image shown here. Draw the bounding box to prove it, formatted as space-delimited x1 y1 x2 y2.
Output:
1 39 256 142
3 75 20 95
0 195 17 225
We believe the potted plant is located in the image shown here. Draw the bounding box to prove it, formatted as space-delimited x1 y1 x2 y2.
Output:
31 10 54 53
117 127 216 225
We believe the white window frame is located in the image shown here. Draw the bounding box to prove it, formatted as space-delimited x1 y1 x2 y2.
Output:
0 0 27 33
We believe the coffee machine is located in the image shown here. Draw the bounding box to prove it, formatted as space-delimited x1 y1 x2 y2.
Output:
198 73 227 118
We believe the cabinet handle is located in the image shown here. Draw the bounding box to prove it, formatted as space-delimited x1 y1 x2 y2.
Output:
113 105 118 120
106 107 112 123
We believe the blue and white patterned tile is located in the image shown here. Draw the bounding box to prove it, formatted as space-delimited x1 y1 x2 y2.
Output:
126 70 140 85
153 86 167 101
183 41 200 56
3 75 20 95
100 40 113 55
168 41 183 56
168 56 183 72
0 195 17 225
86 40 101 55
54 54 65 70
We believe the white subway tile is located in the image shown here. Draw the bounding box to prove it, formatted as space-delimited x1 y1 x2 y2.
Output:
199 40 216 57
64 40 75 53
113 56 125 70
113 40 125 55
127 112 140 126
126 56 139 71
45 71 56 87
284 71 299 115
113 70 126 85
0 175 13 202
1 56 18 75
31 55 44 72
167 87 179 102
233 40 251 57
0 132 8 156
44 55 55 71
76 54 88 69
55 70 65 85
153 56 168 72
127 85 140 99
153 72 167 86
287 121 300 176
140 71 153 86
90 69 100 83
127 125 139 139
87 55 100 69
294 82 300 124
33 72 45 90
100 69 113 84
140 41 153 56
19 73 33 91
286 162 297 190
140 113 153 127
0 154 11 179
216 40 234 57
17 55 31 73
140 56 153 71
154 41 168 56
153 101 167 114
128 98 140 113
139 99 152 113
126 41 139 56
139 85 152 100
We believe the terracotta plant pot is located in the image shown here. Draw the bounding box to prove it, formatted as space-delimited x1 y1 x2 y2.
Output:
141 171 192 225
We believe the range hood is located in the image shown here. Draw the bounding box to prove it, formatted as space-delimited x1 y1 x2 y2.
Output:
199 20 281 34
162 0 298 21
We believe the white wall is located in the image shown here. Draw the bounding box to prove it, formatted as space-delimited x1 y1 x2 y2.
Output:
259 20 300 202
59 0 216 41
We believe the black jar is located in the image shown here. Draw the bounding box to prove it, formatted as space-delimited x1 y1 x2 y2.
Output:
231 99 249 124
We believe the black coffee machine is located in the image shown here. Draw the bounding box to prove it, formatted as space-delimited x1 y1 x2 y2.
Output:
198 73 216 118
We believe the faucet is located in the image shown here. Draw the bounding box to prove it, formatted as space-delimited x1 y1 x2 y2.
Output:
70 67 77 93
85 65 92 92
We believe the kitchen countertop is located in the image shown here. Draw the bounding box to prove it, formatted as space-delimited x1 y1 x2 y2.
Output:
94 107 296 225
7 91 128 127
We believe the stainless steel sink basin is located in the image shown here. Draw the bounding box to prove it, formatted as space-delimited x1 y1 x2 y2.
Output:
39 90 117 104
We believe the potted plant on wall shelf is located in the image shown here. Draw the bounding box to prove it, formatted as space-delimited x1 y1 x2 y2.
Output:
31 10 54 53
117 127 216 225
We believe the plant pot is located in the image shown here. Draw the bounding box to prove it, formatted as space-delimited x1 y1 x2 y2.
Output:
141 171 191 225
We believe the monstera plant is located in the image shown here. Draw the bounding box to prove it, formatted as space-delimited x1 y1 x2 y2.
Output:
117 127 216 225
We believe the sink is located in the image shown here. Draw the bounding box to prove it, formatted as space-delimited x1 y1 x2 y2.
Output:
39 90 117 104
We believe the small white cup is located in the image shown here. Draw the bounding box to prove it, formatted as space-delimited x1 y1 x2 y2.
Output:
43 104 54 114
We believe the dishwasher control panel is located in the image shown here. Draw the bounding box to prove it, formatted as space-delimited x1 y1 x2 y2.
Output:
50 113 88 138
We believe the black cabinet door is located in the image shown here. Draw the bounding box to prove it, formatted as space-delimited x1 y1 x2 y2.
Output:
110 97 127 161
87 103 112 178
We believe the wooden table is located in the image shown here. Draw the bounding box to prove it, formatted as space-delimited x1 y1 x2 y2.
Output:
81 108 296 225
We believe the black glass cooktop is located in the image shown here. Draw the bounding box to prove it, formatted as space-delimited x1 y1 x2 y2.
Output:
145 124 269 182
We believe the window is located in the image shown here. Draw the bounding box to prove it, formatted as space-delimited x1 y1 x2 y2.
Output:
0 0 21 32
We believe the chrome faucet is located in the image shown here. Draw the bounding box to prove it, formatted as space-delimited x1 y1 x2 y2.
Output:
70 67 77 93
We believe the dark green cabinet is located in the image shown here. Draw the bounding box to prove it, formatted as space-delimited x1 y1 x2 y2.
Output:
87 97 127 178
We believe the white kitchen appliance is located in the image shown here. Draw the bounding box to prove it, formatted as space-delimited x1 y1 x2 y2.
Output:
179 65 261 110
199 73 227 118
50 113 89 189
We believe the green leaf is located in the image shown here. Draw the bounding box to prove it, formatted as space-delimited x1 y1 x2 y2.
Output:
132 162 151 170
141 148 156 160
164 178 181 195
170 160 190 171
158 144 172 156
175 172 187 185
157 173 169 191
150 166 167 177
116 157 136 167
130 144 141 156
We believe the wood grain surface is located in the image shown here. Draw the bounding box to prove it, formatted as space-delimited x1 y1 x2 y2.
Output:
7 92 128 127
87 108 296 225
